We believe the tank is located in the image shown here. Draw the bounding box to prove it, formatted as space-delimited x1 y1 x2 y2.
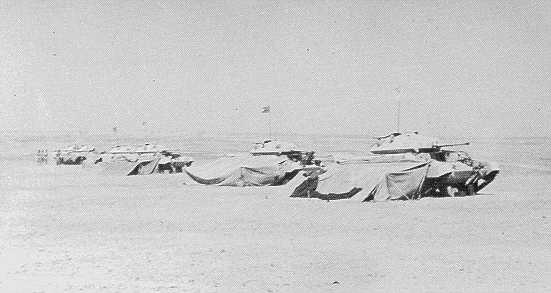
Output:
370 131 470 155
54 144 96 165
368 131 499 197
98 143 193 173
249 140 320 166
250 140 302 156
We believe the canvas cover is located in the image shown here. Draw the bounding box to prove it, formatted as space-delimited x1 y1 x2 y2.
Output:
183 155 303 186
291 161 430 201
363 163 430 201
100 157 161 176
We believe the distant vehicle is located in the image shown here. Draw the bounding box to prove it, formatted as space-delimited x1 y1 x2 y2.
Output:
54 144 96 165
370 131 470 155
98 143 193 173
250 140 303 156
368 131 499 197
108 143 166 155
250 139 319 166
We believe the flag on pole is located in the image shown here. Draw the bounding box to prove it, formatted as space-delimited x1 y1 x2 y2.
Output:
261 106 270 113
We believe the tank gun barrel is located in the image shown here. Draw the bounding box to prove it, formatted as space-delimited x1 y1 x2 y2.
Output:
434 142 470 148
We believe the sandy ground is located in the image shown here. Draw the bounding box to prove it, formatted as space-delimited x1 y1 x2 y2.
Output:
1 141 551 292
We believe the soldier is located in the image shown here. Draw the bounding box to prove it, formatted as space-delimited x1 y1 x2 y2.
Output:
35 150 42 163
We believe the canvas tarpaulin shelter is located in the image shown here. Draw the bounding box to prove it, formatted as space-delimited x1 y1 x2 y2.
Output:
291 161 431 201
363 163 430 201
100 157 162 176
183 155 303 186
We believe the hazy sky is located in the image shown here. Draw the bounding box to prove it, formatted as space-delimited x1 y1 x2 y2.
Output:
1 0 550 137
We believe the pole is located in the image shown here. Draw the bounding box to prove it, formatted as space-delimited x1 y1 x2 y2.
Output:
268 112 272 139
396 96 401 133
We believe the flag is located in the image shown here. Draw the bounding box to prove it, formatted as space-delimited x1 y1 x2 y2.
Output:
261 106 270 113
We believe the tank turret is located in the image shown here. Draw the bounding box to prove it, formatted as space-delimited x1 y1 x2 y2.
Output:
250 140 302 156
370 131 469 155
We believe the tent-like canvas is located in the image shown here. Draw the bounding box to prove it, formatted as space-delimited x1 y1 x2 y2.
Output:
99 157 161 176
363 163 430 201
291 161 429 201
183 156 303 187
290 158 499 201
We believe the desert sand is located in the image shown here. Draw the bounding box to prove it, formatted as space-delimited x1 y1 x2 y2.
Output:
1 135 550 292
